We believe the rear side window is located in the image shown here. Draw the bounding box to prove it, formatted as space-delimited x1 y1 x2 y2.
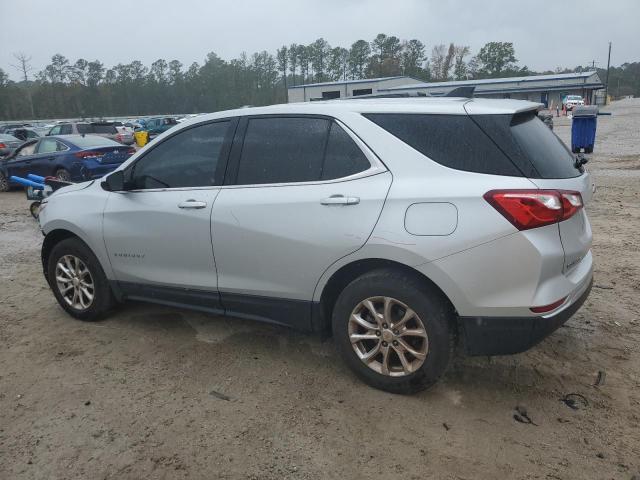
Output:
236 118 371 185
60 124 73 135
92 123 117 134
473 113 579 179
130 121 230 189
77 124 92 134
237 117 329 185
322 123 371 180
364 114 522 177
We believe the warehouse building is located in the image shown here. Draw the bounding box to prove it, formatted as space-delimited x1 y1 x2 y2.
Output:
287 76 424 103
377 71 604 108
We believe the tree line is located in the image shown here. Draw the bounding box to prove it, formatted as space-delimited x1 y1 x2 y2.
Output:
0 34 636 121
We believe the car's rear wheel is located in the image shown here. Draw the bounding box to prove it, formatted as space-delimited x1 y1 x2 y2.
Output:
55 168 71 182
332 269 454 394
47 237 115 321
0 171 9 192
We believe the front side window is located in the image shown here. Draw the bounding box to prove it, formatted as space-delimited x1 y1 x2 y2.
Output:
48 125 61 135
129 121 230 189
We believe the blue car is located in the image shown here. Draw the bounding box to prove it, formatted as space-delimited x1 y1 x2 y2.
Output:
0 135 135 191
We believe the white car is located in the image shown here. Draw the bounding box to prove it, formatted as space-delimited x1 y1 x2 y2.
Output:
37 97 594 393
564 95 585 110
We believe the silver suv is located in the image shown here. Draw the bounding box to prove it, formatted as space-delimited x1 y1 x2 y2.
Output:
38 98 594 393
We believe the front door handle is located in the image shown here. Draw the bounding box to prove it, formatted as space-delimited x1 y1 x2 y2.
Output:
320 194 360 206
178 199 207 209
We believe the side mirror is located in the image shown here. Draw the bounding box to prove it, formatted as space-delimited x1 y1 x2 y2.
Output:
101 170 126 191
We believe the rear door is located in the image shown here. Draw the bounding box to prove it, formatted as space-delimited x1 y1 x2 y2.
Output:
211 115 391 314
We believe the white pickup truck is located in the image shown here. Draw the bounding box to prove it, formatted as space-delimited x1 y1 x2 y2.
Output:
563 95 585 110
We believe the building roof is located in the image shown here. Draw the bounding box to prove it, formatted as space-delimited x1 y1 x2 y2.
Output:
288 76 423 90
382 71 602 92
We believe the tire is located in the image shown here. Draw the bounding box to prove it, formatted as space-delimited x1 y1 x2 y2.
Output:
30 201 41 219
47 237 115 321
332 268 454 394
0 171 9 192
55 168 71 182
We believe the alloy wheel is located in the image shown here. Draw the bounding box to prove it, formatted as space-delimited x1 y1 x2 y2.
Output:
55 255 94 310
348 296 429 377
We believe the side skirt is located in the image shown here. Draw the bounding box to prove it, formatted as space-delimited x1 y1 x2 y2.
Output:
114 281 316 332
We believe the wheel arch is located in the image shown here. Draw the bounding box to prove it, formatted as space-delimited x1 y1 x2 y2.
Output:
41 229 83 282
314 258 458 335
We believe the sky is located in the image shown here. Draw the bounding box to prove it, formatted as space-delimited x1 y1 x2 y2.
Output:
1 0 638 80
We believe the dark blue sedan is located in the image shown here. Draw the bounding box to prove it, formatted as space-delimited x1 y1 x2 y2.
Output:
0 135 135 191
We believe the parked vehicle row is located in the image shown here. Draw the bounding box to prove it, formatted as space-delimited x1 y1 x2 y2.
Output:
0 135 135 191
37 97 594 393
47 122 134 145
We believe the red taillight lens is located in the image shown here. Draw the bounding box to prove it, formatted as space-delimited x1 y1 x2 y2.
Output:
530 297 567 313
484 189 583 231
75 150 105 159
0 143 6 148
127 147 136 155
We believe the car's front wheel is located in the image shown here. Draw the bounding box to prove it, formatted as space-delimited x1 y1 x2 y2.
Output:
47 237 115 320
332 269 454 394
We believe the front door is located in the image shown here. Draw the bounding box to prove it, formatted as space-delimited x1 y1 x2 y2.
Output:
212 116 392 320
102 119 234 300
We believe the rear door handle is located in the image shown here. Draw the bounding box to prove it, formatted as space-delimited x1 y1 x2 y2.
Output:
178 199 207 209
320 195 360 206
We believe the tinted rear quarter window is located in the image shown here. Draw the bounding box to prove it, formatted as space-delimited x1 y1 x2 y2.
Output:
473 113 579 179
322 123 371 180
364 113 522 177
77 123 92 134
92 124 118 134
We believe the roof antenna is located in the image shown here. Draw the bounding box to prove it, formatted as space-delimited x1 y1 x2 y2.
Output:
445 86 475 98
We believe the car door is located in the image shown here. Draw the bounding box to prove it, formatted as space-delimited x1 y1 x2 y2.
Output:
4 140 39 179
102 119 236 304
33 137 69 177
211 115 392 324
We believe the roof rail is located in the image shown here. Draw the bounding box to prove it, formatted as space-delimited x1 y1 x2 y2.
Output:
311 87 475 102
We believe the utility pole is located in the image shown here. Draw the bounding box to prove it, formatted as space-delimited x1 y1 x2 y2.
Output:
604 42 612 105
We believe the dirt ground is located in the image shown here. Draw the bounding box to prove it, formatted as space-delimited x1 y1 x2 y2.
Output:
1 99 639 480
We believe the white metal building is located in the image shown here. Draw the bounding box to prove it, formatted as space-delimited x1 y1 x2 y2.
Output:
377 71 604 108
287 76 424 103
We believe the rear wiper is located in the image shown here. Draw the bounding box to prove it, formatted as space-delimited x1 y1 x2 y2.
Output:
574 154 588 169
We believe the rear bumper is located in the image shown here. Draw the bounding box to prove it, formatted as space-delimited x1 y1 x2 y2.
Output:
459 276 593 356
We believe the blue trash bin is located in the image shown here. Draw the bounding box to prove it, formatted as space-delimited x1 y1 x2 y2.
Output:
571 105 598 153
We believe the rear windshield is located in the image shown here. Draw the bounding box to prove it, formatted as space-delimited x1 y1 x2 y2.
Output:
472 113 579 178
71 136 121 148
364 113 522 176
91 123 118 134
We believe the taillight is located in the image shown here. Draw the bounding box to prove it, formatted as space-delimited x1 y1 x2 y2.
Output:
127 147 136 155
0 143 6 148
484 189 583 231
75 151 105 159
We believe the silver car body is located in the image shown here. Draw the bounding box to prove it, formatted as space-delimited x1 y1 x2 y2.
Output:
39 98 593 346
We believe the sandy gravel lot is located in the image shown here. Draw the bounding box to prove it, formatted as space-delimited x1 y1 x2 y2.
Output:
1 99 639 480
